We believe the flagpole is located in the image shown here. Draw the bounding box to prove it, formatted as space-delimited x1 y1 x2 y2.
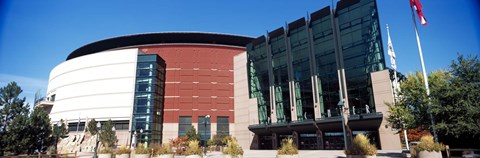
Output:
410 5 438 142
386 24 399 102
387 24 408 150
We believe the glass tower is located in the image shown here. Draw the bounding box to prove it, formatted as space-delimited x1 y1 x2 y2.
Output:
247 0 385 124
132 54 166 144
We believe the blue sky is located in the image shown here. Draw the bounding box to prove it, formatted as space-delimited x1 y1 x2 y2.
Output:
0 0 479 106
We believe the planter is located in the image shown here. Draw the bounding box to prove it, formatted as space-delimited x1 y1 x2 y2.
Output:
98 153 112 158
135 154 151 158
116 154 130 158
185 155 202 158
346 155 376 158
154 154 174 158
224 155 243 158
276 155 299 158
418 151 442 158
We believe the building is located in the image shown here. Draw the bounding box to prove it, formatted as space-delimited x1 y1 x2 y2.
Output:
37 32 253 150
37 0 402 152
234 0 402 150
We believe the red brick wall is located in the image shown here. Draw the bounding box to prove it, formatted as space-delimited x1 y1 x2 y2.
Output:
140 44 245 124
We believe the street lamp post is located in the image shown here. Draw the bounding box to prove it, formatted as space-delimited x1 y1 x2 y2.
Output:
204 115 210 158
338 99 348 149
93 121 101 158
140 128 144 145
131 131 137 150
112 125 116 148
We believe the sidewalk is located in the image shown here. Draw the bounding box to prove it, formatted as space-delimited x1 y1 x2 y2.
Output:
79 150 403 158
204 150 403 158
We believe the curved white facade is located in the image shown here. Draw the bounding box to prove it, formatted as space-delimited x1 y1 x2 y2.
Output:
47 48 140 123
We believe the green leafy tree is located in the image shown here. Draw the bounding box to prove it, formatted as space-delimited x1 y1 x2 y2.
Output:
0 82 31 155
432 54 480 146
27 107 53 154
6 110 30 155
400 54 480 147
52 119 69 153
386 102 415 130
186 126 201 141
399 71 432 127
87 118 98 135
99 119 117 148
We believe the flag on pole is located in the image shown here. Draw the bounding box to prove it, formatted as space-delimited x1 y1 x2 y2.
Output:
386 24 397 70
410 0 428 26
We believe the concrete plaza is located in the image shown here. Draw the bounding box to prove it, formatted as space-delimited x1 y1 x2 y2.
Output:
205 150 403 158
77 150 403 158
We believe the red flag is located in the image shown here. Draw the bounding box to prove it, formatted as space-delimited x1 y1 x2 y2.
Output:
410 0 428 26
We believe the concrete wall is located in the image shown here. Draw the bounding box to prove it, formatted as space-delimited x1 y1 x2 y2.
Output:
371 69 402 150
47 48 139 123
233 52 259 150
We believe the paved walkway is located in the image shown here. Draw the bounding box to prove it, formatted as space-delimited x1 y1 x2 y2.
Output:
78 150 403 158
205 150 403 158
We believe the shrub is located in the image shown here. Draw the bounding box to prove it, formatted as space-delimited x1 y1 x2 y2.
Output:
210 134 228 146
277 138 298 155
115 145 131 155
155 143 174 155
223 137 243 156
345 134 377 156
416 135 445 152
135 143 151 154
170 135 189 155
185 140 203 156
151 143 161 155
99 147 113 154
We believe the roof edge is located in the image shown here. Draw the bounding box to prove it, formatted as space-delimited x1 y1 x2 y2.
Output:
67 32 254 61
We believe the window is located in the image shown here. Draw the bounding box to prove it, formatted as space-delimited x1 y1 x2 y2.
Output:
178 116 192 136
217 116 229 136
68 122 85 132
50 94 56 101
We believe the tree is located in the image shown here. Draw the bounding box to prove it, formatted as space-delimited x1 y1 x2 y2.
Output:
399 54 480 147
0 82 30 155
87 118 98 135
27 107 53 154
186 126 201 141
99 119 117 148
5 110 30 155
386 102 415 130
432 54 480 146
52 119 68 153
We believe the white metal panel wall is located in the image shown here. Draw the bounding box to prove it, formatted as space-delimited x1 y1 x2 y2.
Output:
47 49 139 122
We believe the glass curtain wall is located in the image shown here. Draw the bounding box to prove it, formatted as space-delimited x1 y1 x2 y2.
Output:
132 54 166 144
246 0 385 124
310 7 340 117
336 0 384 114
247 36 271 124
288 19 314 121
269 29 291 123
